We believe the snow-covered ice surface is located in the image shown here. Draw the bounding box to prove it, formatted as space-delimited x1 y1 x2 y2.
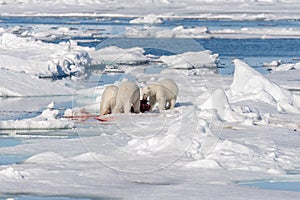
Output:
0 108 74 130
160 50 218 71
1 0 300 21
1 1 300 199
129 14 163 25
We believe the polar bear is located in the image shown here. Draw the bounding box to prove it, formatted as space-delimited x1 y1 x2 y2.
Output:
142 78 178 111
113 80 140 114
100 85 118 116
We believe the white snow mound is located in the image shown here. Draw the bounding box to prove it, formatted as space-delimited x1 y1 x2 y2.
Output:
229 59 300 113
24 152 66 164
185 159 222 169
200 89 243 122
0 167 25 180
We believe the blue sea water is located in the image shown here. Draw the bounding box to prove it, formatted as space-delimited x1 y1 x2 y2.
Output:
240 180 300 192
0 137 25 165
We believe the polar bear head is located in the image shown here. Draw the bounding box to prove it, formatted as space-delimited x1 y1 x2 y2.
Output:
142 85 154 100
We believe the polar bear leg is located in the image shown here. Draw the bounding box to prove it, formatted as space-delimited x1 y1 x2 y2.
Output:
132 98 140 113
122 100 132 114
169 98 176 109
149 96 156 111
157 97 167 110
100 85 118 115
132 88 141 113
113 101 123 113
100 101 109 115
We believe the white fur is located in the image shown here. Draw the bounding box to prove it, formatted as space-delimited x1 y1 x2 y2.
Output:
113 80 140 114
142 78 178 110
100 85 118 116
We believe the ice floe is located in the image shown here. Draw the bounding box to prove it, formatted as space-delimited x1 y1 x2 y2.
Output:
0 33 91 78
210 27 300 39
0 69 73 97
125 26 210 38
0 108 74 130
129 14 163 24
124 25 300 39
92 46 150 65
268 61 300 72
159 50 218 73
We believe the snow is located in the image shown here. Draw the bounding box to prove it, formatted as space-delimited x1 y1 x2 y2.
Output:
268 61 300 72
0 69 73 97
184 159 222 169
0 33 91 78
24 152 66 164
124 26 300 39
125 26 210 38
0 36 299 200
0 167 25 180
228 59 300 113
92 46 150 65
210 27 300 39
2 17 300 40
0 108 75 130
1 1 300 199
160 50 218 73
129 14 163 24
199 89 243 122
1 0 300 21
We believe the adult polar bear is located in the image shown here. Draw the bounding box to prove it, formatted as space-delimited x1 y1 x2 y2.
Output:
113 80 140 114
142 78 178 111
100 85 118 116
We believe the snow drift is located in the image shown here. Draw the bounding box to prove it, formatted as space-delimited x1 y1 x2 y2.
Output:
199 89 243 122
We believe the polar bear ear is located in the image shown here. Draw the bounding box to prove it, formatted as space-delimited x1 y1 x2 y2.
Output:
147 86 151 89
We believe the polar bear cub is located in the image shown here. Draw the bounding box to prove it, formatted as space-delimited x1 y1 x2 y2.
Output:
142 78 178 111
100 85 118 116
113 80 140 114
